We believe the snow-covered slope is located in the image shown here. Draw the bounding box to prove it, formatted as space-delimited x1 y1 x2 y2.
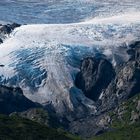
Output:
0 13 140 115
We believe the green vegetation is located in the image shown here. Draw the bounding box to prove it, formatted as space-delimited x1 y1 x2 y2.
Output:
0 94 140 140
90 122 140 140
0 114 80 140
90 93 140 140
111 93 140 129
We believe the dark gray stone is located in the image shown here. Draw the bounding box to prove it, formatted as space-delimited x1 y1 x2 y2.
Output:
71 41 140 137
0 38 3 43
0 85 40 114
0 23 20 34
75 57 115 101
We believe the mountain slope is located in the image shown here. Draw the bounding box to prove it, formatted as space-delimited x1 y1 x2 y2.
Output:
0 14 140 117
0 114 79 140
0 85 39 114
68 41 140 137
90 93 140 140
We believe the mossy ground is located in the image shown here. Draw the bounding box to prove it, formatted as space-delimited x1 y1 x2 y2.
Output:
0 114 80 140
90 93 140 140
90 122 140 140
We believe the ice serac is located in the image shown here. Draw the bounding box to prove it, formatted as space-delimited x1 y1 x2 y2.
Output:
0 13 140 116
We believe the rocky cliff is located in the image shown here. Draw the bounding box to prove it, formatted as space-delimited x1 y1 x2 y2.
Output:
0 85 39 114
69 41 140 137
0 23 20 43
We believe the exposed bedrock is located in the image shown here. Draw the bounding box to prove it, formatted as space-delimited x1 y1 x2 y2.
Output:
75 41 140 105
75 57 115 102
0 23 20 34
0 85 40 114
100 41 140 111
0 23 20 43
0 38 3 43
70 41 140 137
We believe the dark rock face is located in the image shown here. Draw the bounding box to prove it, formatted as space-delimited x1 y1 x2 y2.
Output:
0 38 3 43
101 41 140 110
75 41 140 105
75 57 115 101
0 85 39 114
0 23 20 34
0 23 20 43
71 41 140 137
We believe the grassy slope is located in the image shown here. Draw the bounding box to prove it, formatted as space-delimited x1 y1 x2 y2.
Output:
90 122 140 140
0 114 80 140
90 94 140 140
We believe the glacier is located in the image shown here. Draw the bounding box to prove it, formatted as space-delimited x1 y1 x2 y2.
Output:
0 12 140 115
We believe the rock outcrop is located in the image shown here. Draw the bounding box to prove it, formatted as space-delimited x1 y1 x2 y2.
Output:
0 23 20 43
75 57 115 101
71 41 140 137
0 23 20 34
75 41 140 108
100 41 140 111
0 85 39 114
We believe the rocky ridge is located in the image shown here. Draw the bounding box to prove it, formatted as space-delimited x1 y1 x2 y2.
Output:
68 41 140 137
0 23 20 43
0 85 39 114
